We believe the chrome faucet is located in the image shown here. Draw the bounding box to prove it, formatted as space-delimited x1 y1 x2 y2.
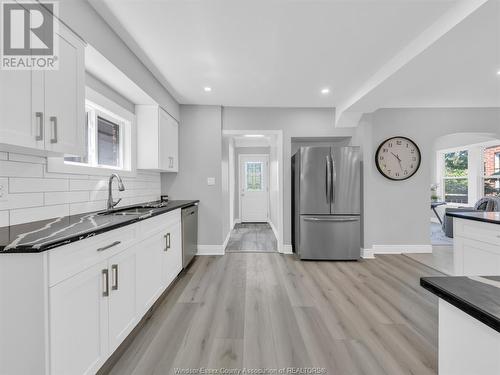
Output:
107 173 125 210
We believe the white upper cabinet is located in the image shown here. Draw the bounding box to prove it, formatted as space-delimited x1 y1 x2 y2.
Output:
137 105 179 172
0 17 85 156
44 26 85 155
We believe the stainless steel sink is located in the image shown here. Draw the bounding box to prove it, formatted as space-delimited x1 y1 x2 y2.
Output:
97 206 153 216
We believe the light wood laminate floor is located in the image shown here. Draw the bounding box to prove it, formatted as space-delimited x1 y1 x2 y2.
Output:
225 223 277 252
104 254 442 375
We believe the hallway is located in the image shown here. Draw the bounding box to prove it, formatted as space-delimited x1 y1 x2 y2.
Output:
225 223 277 252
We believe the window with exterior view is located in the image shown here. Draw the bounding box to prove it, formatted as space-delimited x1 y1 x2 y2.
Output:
245 162 263 191
483 145 500 197
443 150 468 204
64 101 124 170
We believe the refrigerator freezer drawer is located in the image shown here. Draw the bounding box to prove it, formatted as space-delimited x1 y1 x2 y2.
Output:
299 215 360 260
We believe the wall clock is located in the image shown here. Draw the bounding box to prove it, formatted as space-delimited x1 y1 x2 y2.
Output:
375 136 421 181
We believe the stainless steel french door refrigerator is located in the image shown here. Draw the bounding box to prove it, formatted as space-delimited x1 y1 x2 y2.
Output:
291 146 361 260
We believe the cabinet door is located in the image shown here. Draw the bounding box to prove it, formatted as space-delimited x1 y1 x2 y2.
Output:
49 261 109 375
169 117 179 172
44 25 85 155
458 238 500 276
108 247 137 352
158 109 179 172
162 220 183 288
158 108 171 170
0 69 44 150
135 232 164 315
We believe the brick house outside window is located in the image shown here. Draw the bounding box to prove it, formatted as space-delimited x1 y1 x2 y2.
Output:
484 145 500 197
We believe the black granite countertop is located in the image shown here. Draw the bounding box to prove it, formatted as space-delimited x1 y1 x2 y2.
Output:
421 276 500 333
446 211 500 225
0 200 199 253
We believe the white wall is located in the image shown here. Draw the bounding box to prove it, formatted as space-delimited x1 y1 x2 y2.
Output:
58 0 179 120
222 107 355 245
162 105 223 249
355 107 500 251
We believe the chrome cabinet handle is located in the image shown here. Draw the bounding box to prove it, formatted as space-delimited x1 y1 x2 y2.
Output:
111 264 118 291
50 116 58 144
97 241 121 252
35 112 44 141
164 233 171 251
102 269 109 297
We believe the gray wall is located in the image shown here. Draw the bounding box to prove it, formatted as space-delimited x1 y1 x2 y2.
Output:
222 107 355 245
58 0 179 120
354 107 500 249
162 105 223 245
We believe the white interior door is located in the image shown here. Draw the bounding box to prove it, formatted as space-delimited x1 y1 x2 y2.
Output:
239 155 269 222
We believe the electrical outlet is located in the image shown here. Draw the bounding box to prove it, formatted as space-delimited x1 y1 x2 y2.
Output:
207 177 216 186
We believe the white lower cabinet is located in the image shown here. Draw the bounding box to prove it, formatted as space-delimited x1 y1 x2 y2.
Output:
136 232 165 315
0 209 184 375
163 220 182 287
108 247 138 353
453 218 500 275
49 261 109 375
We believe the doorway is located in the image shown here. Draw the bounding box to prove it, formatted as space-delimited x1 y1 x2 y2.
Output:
239 154 269 222
222 130 284 253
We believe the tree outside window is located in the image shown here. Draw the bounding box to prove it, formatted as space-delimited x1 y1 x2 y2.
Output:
443 150 468 204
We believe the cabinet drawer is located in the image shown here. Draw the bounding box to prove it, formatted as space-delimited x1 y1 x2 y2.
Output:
139 209 181 237
455 218 500 247
48 226 136 286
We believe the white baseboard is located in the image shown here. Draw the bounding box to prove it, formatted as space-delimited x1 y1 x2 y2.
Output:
197 245 225 256
222 230 231 251
372 244 432 254
361 248 375 259
268 220 279 240
283 244 293 254
232 218 241 228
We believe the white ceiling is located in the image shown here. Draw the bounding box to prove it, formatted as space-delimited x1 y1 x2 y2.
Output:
347 0 500 112
90 0 460 108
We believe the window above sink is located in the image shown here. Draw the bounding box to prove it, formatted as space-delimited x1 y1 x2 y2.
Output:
47 86 137 177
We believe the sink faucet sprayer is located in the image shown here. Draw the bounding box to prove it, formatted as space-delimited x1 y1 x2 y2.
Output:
107 173 125 210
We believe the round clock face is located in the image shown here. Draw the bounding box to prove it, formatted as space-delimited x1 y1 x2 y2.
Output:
375 136 421 181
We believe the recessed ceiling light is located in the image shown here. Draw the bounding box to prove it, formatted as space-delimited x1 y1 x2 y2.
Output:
204 86 212 92
497 70 500 75
244 134 265 138
321 88 330 95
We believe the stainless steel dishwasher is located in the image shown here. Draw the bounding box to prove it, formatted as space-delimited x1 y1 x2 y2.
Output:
182 204 198 268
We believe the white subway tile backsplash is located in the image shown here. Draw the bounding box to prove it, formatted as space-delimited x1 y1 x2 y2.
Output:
8 153 46 164
10 204 69 226
70 178 107 191
0 160 43 177
44 191 89 205
1 152 161 225
9 178 69 193
43 170 88 179
0 191 44 210
69 200 106 216
0 210 9 227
